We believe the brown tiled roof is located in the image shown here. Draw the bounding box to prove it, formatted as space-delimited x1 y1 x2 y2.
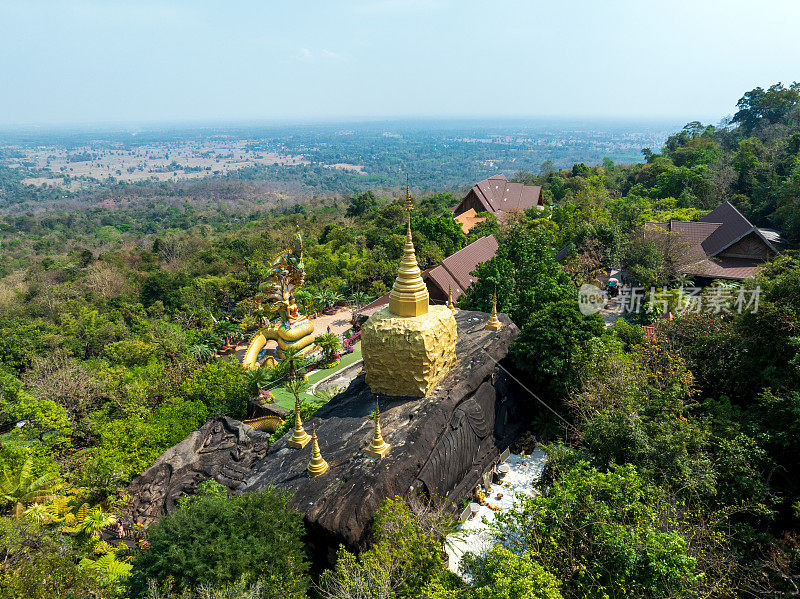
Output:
642 201 780 281
682 257 764 280
644 220 722 246
454 208 486 234
699 201 759 256
356 293 390 318
424 234 499 299
464 174 543 215
669 221 722 245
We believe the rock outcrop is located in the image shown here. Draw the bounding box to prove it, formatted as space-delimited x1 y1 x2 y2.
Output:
125 310 524 550
240 309 523 549
125 417 271 525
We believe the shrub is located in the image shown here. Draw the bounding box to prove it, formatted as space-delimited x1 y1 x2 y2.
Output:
493 462 700 599
128 490 310 597
460 546 563 599
180 361 249 418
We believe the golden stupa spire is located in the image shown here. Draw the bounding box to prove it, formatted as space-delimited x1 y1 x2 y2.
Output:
365 399 391 459
287 393 311 449
485 286 502 331
307 423 329 477
403 173 413 212
388 175 429 317
447 284 456 312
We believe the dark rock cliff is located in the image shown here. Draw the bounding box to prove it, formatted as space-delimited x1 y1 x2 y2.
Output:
125 310 524 550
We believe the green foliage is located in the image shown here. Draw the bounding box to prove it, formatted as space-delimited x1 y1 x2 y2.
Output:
511 299 603 397
76 399 209 494
243 367 271 396
78 552 133 592
103 337 157 367
0 457 62 517
733 81 800 131
177 480 228 508
569 335 717 498
460 547 563 599
0 517 116 599
346 190 379 217
493 462 699 599
318 497 454 599
461 223 573 326
0 369 72 449
413 214 466 256
315 332 342 364
128 489 310 597
180 361 249 418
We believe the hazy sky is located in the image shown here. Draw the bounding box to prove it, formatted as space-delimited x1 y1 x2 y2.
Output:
2 0 799 126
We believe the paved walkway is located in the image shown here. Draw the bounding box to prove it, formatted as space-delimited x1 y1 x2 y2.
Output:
268 344 363 410
309 307 355 336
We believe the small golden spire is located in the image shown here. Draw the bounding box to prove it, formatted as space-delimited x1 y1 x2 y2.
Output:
485 286 502 331
365 399 391 459
287 393 311 449
388 176 429 318
307 423 329 477
447 284 456 312
403 173 414 213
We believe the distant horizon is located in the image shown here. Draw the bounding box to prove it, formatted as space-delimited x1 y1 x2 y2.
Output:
0 114 700 136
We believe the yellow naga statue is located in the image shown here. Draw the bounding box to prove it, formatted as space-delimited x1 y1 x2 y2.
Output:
243 231 315 369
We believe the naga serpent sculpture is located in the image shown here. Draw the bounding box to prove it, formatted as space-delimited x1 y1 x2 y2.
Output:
242 231 316 370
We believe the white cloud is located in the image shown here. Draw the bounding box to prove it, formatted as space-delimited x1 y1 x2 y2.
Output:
321 49 343 60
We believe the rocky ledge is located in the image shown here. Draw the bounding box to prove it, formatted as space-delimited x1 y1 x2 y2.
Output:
126 309 524 550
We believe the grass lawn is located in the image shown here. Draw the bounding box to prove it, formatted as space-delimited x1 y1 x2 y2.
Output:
268 344 363 410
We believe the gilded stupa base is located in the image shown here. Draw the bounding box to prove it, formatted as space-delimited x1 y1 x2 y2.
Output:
362 305 457 397
287 430 311 449
365 439 391 459
484 314 502 331
389 293 429 318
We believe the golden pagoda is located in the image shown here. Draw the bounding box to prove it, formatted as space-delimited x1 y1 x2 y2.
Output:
484 287 502 331
365 399 391 459
307 424 329 477
287 393 311 449
388 179 429 317
447 284 456 312
361 177 457 397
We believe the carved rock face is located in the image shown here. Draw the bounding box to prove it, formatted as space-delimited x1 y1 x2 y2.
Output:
239 310 523 550
124 417 270 526
126 310 523 552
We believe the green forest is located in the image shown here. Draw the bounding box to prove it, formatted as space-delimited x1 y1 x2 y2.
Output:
2 83 800 598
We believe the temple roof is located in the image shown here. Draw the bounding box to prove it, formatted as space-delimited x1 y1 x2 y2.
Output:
644 200 780 280
424 234 499 300
466 174 543 214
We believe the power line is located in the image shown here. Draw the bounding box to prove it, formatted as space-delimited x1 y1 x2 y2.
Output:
479 347 577 434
